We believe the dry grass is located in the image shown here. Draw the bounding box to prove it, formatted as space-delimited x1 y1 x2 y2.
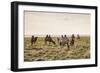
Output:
24 36 90 62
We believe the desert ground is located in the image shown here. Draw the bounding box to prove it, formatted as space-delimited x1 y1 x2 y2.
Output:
24 36 90 62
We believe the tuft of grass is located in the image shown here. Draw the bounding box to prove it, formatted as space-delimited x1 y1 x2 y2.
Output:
24 36 90 62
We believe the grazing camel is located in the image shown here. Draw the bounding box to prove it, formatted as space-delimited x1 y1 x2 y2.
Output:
71 34 75 40
70 38 74 46
57 35 69 48
31 35 38 45
77 34 80 39
45 35 55 45
70 34 75 46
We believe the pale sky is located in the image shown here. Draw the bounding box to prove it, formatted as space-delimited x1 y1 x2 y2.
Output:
24 11 90 36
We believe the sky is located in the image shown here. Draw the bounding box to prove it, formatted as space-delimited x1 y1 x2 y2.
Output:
24 11 91 37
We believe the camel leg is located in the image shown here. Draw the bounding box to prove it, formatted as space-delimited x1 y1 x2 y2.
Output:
67 43 70 49
60 42 62 46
